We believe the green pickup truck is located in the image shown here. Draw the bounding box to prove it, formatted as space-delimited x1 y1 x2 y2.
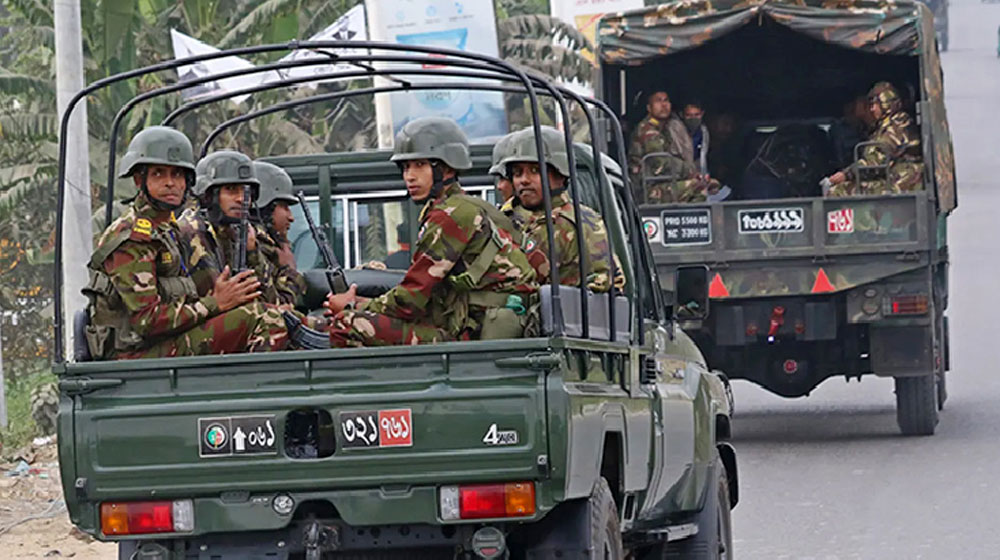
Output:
54 45 737 559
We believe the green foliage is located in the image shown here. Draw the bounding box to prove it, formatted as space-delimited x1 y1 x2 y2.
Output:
0 369 56 452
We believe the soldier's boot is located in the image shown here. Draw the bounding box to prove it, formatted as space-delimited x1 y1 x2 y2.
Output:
329 310 454 348
30 382 59 436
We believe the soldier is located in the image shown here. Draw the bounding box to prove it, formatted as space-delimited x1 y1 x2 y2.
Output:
324 117 539 346
823 81 924 197
628 90 718 203
179 150 280 304
254 160 307 307
501 126 624 293
489 131 517 207
82 127 287 359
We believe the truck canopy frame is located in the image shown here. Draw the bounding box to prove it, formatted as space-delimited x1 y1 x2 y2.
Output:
55 40 660 363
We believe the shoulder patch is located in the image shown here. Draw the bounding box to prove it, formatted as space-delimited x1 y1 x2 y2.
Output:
134 218 153 236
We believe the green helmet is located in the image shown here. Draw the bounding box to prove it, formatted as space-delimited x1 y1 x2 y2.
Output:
390 117 472 171
254 161 298 209
489 132 518 178
498 126 571 177
118 126 196 178
193 150 260 200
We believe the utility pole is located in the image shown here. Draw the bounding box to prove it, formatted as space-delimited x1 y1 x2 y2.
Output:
54 0 93 358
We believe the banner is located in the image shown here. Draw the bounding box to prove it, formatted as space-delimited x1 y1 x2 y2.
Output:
366 0 508 147
272 4 369 88
550 0 644 51
170 29 263 105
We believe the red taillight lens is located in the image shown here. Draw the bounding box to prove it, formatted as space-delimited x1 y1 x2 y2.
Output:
451 482 536 520
101 501 177 535
887 295 929 315
460 484 507 519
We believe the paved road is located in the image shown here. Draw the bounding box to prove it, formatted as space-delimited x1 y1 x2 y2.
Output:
732 1 1000 558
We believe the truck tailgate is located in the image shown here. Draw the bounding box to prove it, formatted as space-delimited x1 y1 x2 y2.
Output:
642 192 933 296
62 340 550 501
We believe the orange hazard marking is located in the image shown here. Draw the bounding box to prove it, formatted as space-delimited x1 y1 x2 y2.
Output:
811 268 835 293
708 273 729 298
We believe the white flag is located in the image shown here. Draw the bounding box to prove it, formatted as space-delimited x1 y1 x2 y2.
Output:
271 4 368 89
170 29 272 105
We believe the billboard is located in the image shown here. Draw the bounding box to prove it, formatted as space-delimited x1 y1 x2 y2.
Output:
366 0 508 146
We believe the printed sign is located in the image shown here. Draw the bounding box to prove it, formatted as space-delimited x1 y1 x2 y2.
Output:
482 423 519 446
199 415 278 458
738 208 805 234
827 208 855 234
660 208 712 246
339 408 413 449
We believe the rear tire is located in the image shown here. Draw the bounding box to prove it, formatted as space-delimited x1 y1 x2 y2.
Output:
592 477 625 560
895 375 939 436
645 458 732 560
30 382 59 436
519 477 623 559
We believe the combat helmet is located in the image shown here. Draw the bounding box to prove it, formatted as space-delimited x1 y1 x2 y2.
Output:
118 126 196 179
193 150 260 202
488 132 518 178
499 126 571 178
254 161 298 209
868 81 903 115
390 117 472 171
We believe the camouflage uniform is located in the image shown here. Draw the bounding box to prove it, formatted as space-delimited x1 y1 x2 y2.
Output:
328 118 539 347
828 82 924 197
178 210 280 303
510 191 622 292
255 160 307 306
628 114 718 203
86 194 288 359
499 126 625 293
179 151 282 304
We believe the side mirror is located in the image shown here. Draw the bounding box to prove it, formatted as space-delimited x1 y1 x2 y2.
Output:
673 265 710 320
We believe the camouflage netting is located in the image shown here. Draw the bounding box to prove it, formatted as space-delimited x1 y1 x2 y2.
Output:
597 0 956 212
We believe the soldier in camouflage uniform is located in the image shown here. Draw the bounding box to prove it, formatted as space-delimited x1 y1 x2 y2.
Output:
628 91 719 204
489 131 517 206
324 117 539 346
824 82 925 197
501 126 624 293
254 161 307 307
82 127 287 359
178 151 283 305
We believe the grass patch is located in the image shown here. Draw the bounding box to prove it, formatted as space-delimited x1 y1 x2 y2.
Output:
0 369 57 454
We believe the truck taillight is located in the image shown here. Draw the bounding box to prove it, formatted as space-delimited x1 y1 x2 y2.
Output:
100 500 194 535
439 482 535 521
886 294 929 315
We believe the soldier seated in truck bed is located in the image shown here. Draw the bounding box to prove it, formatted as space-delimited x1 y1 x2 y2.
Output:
323 117 539 347
822 82 925 197
501 126 625 293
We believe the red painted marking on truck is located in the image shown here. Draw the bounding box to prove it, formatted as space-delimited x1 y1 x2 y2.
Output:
378 409 413 447
709 273 729 298
827 208 855 234
811 268 835 293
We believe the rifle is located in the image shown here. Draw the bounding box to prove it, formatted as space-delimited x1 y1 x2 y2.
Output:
296 191 349 294
234 187 251 272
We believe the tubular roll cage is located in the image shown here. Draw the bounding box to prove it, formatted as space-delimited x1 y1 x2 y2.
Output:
55 40 661 364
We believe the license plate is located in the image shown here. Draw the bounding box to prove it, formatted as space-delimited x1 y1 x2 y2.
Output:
339 408 413 449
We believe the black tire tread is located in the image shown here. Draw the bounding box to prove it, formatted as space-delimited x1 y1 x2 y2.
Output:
895 375 938 436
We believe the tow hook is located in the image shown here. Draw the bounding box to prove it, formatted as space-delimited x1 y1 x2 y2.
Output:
303 519 340 560
767 306 785 342
470 526 506 559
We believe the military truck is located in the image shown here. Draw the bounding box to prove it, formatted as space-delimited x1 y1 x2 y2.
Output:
598 0 956 435
53 43 737 558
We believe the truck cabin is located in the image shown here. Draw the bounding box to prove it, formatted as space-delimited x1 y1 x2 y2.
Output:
599 0 948 204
